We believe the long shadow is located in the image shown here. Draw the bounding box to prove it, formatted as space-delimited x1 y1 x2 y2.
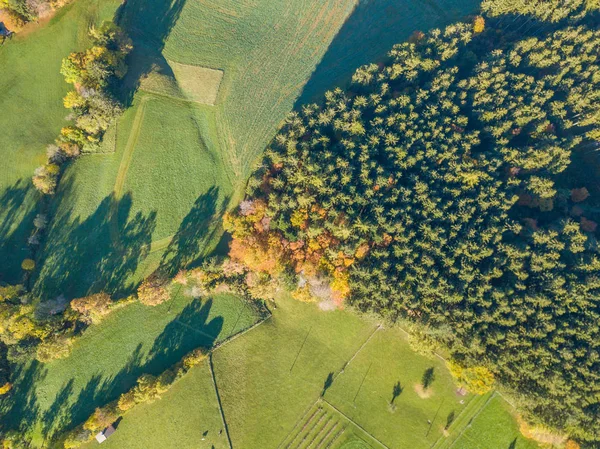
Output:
3 297 223 443
114 0 187 105
295 0 481 106
157 187 227 278
145 298 223 373
32 185 157 301
0 361 47 435
0 179 39 284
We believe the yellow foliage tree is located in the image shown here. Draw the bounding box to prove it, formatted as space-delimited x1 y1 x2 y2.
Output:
473 16 485 33
447 360 495 395
0 382 12 395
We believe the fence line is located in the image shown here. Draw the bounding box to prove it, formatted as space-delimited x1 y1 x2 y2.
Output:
209 353 234 449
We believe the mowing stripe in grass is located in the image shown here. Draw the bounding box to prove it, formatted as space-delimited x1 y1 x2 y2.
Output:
295 409 326 449
109 96 149 251
324 427 346 449
279 400 322 449
305 414 334 449
209 353 234 449
315 420 339 449
322 400 390 449
285 404 322 449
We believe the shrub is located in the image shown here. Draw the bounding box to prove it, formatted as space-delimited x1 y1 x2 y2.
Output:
83 405 118 432
35 334 74 362
70 292 112 324
0 382 12 395
20 259 35 271
32 164 59 194
137 276 170 306
0 284 24 303
447 361 495 395
182 348 207 370
518 416 567 446
117 390 136 412
63 427 93 449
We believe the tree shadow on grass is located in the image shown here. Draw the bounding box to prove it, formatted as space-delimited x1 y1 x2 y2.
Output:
422 367 435 390
295 0 481 106
32 186 157 301
0 179 39 284
0 361 47 436
4 298 223 443
156 187 228 278
145 298 223 373
114 0 187 105
321 372 334 397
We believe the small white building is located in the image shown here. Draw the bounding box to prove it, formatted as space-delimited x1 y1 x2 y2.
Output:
95 425 116 444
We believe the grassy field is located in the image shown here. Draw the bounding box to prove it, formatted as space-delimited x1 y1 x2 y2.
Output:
30 0 481 300
0 0 122 283
436 394 541 449
323 326 473 448
0 291 262 446
80 359 229 449
204 296 537 449
1 294 537 449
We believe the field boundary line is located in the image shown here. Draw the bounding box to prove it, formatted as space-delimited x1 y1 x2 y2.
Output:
322 399 390 449
445 392 497 449
208 353 234 449
139 88 213 108
333 323 381 381
212 313 272 352
429 393 489 449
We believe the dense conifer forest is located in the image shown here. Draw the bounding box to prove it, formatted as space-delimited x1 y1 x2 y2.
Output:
226 1 600 444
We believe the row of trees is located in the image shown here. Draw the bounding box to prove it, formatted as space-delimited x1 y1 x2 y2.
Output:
60 348 207 448
226 4 600 446
32 22 131 195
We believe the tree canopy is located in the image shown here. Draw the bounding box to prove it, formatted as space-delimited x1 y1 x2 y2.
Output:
227 6 600 445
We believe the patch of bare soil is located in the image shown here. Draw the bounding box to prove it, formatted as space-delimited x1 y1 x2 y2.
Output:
414 383 434 399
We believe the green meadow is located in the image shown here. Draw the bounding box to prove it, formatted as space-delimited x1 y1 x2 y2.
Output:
69 295 536 449
0 291 261 446
0 0 121 283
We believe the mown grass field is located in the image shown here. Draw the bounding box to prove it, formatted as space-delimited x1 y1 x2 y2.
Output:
0 291 261 446
210 295 536 449
0 0 121 283
31 0 481 300
436 394 541 449
80 359 229 449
